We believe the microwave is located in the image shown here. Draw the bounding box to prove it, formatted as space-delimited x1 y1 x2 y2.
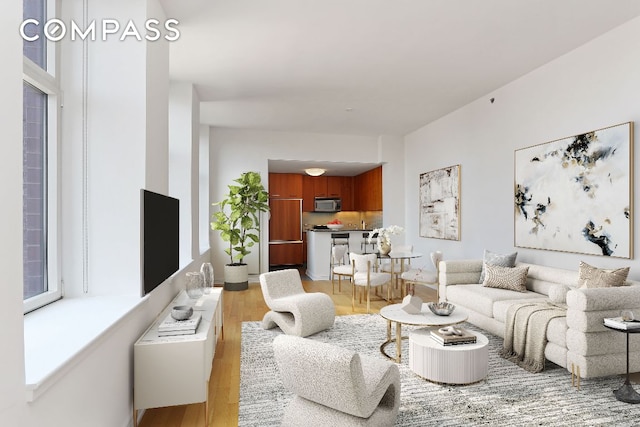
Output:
314 197 342 212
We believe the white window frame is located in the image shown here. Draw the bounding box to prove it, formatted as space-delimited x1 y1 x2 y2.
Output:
23 0 62 313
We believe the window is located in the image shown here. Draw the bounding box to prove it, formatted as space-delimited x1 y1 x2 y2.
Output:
23 82 48 301
22 0 46 68
23 0 60 312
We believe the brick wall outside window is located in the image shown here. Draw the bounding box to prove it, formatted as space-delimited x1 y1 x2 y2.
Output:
23 83 47 299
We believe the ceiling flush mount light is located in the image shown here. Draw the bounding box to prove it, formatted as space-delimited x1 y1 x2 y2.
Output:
305 168 326 176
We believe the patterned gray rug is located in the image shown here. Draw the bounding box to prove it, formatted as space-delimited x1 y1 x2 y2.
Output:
239 314 640 426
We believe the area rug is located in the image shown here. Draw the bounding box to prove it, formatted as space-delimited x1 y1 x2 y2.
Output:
239 314 639 426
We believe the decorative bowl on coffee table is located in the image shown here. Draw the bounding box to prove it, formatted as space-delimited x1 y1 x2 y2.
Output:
427 301 455 316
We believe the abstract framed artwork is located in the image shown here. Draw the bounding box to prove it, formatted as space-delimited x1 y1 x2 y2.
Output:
419 164 460 240
514 122 633 258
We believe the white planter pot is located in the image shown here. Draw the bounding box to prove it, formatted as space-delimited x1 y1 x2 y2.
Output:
224 264 249 291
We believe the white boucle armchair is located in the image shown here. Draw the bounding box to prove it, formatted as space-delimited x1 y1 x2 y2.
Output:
272 335 400 427
260 269 335 337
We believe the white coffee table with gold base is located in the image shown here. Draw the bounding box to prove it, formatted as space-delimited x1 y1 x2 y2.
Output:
379 303 468 363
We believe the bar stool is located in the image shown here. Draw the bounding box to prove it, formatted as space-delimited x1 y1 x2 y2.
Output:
360 232 378 254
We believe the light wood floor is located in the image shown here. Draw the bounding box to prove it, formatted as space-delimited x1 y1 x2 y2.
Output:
137 275 436 427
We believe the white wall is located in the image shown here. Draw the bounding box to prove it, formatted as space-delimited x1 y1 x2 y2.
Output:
379 134 405 228
169 82 201 267
209 128 405 279
405 16 640 278
199 125 211 254
145 0 170 195
0 2 27 423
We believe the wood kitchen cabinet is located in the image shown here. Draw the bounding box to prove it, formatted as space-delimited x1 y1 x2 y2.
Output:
269 198 302 241
269 242 304 266
268 198 303 266
326 176 342 197
269 173 303 198
328 176 354 211
353 166 382 211
303 175 354 211
302 175 328 211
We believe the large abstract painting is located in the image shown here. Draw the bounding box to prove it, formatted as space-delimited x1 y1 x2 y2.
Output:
514 122 633 258
420 165 460 240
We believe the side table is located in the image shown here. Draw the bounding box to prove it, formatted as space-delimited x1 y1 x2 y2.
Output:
409 328 489 384
603 324 640 404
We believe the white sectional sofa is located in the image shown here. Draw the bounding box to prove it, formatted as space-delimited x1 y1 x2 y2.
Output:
438 259 640 379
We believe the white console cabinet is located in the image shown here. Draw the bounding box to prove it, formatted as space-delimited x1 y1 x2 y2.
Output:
133 288 223 426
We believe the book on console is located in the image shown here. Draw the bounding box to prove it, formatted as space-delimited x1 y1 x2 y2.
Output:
430 328 477 345
603 317 640 330
158 328 199 337
158 313 202 333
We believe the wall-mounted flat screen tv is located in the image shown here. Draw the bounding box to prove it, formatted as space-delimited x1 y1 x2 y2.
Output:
141 189 179 296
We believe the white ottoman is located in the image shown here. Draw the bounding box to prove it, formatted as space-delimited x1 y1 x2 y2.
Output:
409 328 489 384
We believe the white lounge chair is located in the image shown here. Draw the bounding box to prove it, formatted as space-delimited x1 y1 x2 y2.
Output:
259 269 335 337
273 335 400 427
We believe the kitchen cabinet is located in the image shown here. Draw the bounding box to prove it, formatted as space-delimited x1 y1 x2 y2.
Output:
269 198 304 266
269 198 302 241
303 175 354 211
270 242 304 266
328 176 354 211
353 166 382 211
326 176 342 197
269 173 303 198
302 175 328 211
270 171 363 212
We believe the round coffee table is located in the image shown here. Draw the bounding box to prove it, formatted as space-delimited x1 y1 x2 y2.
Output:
409 328 489 384
378 303 468 363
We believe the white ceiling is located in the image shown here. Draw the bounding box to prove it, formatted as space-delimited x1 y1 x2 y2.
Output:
160 0 640 139
267 159 379 176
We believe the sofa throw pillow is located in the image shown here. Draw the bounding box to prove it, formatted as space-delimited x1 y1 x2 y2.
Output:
478 249 518 284
482 264 529 292
577 261 629 289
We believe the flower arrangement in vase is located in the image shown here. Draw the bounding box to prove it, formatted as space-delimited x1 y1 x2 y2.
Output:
368 225 404 255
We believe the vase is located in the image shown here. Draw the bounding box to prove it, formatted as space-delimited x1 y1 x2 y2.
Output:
185 271 204 299
378 241 391 256
224 263 249 291
200 262 215 294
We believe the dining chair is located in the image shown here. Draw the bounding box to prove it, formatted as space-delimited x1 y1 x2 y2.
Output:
380 245 413 294
350 253 392 313
400 251 443 301
331 244 353 294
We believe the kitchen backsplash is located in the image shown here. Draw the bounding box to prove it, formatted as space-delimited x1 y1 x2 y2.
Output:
302 211 383 231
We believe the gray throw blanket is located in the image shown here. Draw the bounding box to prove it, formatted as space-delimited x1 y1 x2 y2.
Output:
499 302 567 373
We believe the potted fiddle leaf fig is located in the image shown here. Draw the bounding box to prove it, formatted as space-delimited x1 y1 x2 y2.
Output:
211 171 270 290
